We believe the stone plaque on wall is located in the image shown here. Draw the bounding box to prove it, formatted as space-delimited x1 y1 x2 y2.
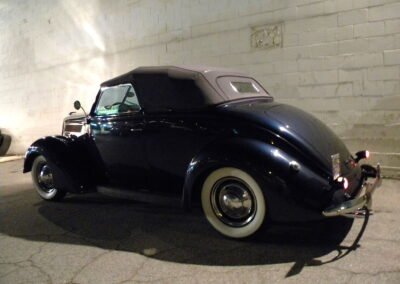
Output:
251 24 282 49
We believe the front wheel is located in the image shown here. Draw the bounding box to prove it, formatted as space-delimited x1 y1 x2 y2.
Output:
31 155 66 201
201 167 266 239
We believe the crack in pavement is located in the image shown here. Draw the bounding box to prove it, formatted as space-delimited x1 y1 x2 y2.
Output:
346 270 400 283
0 238 52 283
363 237 400 244
69 250 113 283
323 265 400 277
22 237 53 283
129 264 286 283
0 263 20 279
23 260 53 284
117 258 149 284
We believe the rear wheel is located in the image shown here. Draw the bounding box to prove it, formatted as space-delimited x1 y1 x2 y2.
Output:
201 167 266 238
31 155 66 201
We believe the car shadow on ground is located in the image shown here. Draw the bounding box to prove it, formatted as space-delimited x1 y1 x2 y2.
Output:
1 185 367 276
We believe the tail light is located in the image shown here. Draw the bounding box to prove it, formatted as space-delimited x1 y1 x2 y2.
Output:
336 176 349 190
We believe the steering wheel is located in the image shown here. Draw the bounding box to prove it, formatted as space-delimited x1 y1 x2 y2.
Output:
104 102 122 110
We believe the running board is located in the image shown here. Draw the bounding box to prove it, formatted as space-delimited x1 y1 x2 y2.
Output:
97 186 181 206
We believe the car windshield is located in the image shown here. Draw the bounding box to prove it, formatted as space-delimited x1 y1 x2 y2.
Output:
95 84 141 116
216 76 269 101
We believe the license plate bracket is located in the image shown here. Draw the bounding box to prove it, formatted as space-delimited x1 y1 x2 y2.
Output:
331 153 341 180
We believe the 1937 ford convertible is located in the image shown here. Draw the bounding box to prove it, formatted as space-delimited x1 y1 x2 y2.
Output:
23 66 381 239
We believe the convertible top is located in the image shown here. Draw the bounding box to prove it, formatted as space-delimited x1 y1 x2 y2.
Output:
100 66 269 111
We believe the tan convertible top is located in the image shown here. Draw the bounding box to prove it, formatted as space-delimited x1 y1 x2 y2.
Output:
100 66 269 111
101 66 252 103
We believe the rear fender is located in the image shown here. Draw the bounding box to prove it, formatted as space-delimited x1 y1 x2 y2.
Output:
182 137 328 221
182 138 291 206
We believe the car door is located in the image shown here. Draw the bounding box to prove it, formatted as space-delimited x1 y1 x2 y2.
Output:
144 112 203 195
133 74 209 196
90 83 148 189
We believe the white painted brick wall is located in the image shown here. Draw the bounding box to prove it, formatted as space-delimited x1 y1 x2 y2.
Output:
0 0 399 177
354 21 385 38
384 49 400 65
338 9 368 26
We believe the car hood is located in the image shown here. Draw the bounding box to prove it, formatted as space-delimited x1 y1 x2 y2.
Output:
218 99 351 175
63 113 86 123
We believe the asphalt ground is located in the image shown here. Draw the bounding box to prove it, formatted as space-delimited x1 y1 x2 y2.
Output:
0 159 399 283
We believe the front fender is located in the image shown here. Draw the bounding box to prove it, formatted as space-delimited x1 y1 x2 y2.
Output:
23 136 70 173
182 137 330 221
24 135 95 193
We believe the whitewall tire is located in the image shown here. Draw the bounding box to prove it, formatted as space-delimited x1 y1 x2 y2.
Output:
201 167 266 238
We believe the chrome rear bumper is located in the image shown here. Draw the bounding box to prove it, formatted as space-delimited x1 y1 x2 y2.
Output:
322 164 382 218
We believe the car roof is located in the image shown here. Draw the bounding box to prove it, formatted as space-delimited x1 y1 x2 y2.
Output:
100 66 253 105
100 65 246 87
99 65 270 112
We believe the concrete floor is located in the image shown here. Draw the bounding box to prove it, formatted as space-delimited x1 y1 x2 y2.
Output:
0 159 399 284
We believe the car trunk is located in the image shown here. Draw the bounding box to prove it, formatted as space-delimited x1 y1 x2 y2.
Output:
219 100 352 177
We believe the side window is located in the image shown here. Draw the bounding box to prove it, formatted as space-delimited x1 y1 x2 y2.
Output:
94 84 141 116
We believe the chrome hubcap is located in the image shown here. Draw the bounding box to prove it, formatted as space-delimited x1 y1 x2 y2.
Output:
211 178 256 227
37 164 55 193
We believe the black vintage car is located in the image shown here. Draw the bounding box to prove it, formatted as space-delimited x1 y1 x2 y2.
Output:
24 66 381 239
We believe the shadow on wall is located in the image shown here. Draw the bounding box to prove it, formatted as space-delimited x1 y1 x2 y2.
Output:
1 184 366 276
